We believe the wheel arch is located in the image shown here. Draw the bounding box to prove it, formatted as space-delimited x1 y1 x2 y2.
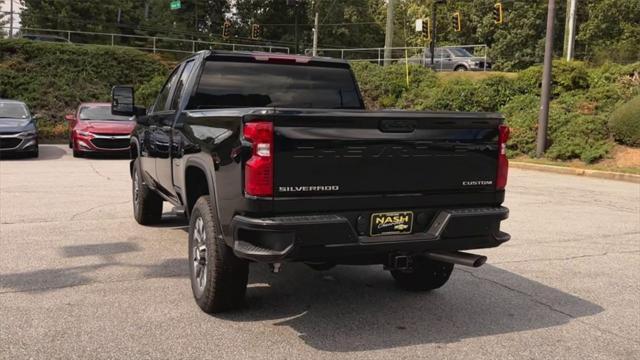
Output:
129 137 141 177
183 158 218 220
454 64 469 71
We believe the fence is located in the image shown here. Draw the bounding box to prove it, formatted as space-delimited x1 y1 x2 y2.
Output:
1 26 290 55
306 44 490 71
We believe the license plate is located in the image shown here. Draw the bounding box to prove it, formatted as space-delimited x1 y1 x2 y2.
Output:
370 211 414 236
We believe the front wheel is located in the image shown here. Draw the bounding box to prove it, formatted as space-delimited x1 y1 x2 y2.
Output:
132 158 163 225
189 196 249 313
454 66 468 72
391 257 454 291
29 146 39 158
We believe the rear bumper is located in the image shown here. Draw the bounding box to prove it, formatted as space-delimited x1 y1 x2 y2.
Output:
230 206 510 263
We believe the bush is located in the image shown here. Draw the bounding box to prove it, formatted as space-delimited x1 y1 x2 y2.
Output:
546 113 612 163
0 39 168 136
136 75 166 108
352 62 437 109
500 94 540 157
513 61 590 98
608 96 640 147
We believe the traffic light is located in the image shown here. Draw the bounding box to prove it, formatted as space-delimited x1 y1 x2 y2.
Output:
251 24 262 40
452 12 461 32
494 2 504 24
222 21 231 39
424 18 432 41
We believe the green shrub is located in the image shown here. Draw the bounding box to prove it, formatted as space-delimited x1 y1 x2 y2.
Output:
553 61 590 95
546 113 612 163
608 96 640 147
351 62 437 109
0 39 169 137
513 61 590 98
136 75 166 108
500 94 540 156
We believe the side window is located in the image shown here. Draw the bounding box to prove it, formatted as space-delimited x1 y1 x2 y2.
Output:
152 66 182 113
170 60 195 111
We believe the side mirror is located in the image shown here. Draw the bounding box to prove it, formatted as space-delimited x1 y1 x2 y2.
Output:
64 114 75 122
112 85 136 116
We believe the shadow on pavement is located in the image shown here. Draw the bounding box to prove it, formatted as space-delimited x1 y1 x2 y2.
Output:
219 263 604 352
0 144 66 161
0 241 603 351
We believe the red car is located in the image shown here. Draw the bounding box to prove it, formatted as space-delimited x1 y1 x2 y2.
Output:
65 103 135 157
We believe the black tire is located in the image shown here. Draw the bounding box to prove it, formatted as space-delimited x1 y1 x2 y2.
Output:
30 149 39 158
454 66 468 72
189 196 249 313
391 257 454 291
132 158 163 225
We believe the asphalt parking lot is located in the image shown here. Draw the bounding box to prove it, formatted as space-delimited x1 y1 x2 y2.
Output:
1 144 639 359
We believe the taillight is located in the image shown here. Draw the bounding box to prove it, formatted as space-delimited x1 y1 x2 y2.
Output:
243 121 273 197
496 124 510 190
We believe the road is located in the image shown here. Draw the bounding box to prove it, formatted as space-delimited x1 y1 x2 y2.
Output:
1 145 639 360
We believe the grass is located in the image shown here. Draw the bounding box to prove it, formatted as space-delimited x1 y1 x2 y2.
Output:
436 71 518 82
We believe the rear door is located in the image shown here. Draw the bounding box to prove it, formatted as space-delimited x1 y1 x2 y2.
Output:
155 59 196 197
272 111 502 197
145 65 182 192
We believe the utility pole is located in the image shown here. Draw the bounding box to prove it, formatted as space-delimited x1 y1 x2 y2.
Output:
429 2 437 66
9 0 14 39
428 1 446 66
536 0 557 157
565 0 577 61
383 0 396 66
312 12 319 56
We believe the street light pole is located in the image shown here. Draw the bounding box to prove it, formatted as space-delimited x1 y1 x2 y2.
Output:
312 12 319 56
383 0 396 66
9 0 14 39
565 0 577 61
536 0 557 157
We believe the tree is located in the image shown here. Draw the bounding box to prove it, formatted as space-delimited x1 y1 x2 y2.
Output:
233 0 311 50
577 0 640 64
311 0 385 50
19 0 231 43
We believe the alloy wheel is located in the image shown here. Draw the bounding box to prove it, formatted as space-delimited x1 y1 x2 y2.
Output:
192 217 208 294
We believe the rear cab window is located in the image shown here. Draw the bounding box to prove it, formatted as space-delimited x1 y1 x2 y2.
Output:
187 58 364 110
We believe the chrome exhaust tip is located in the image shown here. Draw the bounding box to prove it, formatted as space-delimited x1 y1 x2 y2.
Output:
424 251 487 268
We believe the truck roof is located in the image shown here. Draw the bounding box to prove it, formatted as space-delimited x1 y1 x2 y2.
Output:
204 50 351 68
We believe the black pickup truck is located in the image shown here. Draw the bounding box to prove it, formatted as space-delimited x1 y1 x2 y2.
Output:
111 50 510 313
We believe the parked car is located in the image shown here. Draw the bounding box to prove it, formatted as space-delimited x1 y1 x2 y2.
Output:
0 100 39 158
66 103 135 157
112 51 510 313
404 47 491 71
21 34 72 43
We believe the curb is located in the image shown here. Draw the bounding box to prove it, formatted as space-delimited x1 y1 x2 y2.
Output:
510 161 640 184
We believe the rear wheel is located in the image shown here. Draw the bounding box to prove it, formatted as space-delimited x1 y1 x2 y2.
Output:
391 256 454 291
189 196 249 313
132 158 163 225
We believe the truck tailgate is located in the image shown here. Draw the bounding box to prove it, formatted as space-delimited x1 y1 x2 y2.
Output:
271 111 503 197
